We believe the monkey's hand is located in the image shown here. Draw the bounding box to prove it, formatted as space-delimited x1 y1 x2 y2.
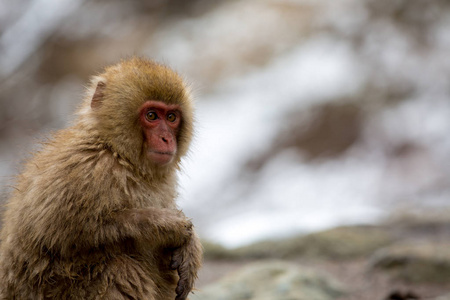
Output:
170 226 203 300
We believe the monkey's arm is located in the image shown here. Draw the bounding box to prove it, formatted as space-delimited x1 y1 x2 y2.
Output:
38 207 192 257
103 207 193 249
110 207 203 300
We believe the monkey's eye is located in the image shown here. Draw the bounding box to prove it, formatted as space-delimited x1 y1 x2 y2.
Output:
146 111 157 121
167 113 177 122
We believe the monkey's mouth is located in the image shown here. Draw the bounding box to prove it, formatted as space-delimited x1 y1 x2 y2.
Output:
147 150 175 165
149 151 174 156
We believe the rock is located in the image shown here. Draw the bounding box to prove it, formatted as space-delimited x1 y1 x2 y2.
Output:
369 242 450 283
246 102 363 172
229 225 393 260
435 294 450 300
191 260 346 300
384 290 420 299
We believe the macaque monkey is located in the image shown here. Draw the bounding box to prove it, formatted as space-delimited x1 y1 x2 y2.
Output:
0 57 202 300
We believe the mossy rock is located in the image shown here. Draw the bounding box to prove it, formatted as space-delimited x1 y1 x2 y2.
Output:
202 240 239 260
369 242 450 283
228 225 393 260
386 211 450 235
191 261 346 300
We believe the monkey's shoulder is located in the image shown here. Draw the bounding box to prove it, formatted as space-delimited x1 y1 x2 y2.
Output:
16 131 174 210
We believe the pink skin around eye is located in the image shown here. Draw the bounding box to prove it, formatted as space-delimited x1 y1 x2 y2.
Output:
139 100 181 165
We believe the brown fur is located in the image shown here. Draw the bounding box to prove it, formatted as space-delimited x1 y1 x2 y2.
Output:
0 57 202 300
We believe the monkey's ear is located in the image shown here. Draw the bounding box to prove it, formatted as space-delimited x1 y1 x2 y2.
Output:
91 81 106 109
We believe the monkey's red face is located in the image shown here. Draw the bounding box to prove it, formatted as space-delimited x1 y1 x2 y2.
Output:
139 100 181 166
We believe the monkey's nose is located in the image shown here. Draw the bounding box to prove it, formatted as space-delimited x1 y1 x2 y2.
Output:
161 136 172 144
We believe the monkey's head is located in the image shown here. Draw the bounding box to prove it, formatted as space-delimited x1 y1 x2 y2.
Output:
79 57 194 172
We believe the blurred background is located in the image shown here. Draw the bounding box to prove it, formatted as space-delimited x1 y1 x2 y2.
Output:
1 0 450 299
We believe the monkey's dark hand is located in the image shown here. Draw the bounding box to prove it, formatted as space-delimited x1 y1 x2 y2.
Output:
170 225 202 300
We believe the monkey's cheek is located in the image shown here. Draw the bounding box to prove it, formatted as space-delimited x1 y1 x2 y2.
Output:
147 151 175 166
